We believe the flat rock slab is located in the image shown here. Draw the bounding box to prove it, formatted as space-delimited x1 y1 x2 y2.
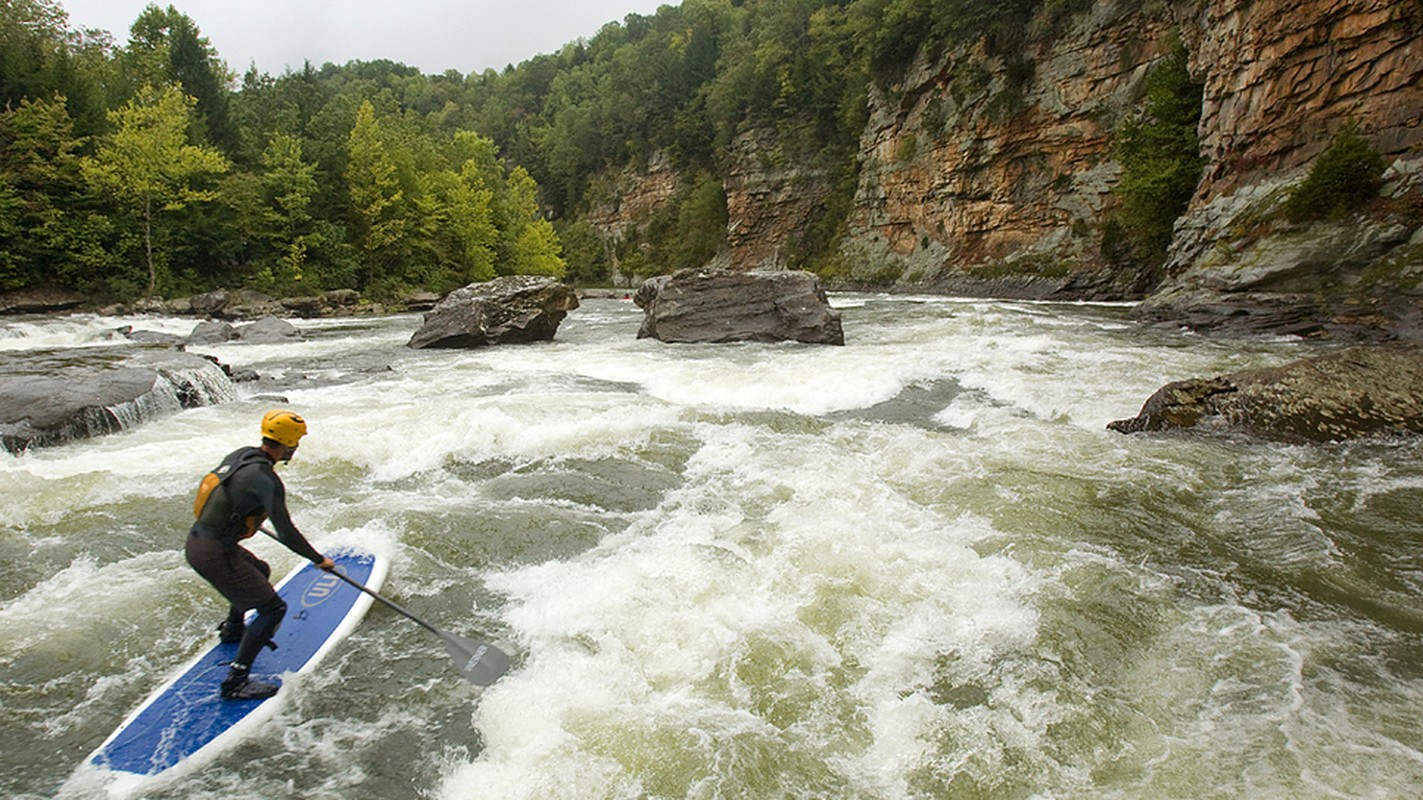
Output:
0 349 234 452
1108 345 1423 443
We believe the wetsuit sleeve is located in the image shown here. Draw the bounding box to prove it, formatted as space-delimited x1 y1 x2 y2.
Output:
257 468 325 563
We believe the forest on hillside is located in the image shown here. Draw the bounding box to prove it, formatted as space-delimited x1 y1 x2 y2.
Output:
1 0 1101 302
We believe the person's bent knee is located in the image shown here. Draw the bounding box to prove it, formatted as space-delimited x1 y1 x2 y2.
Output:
254 595 286 624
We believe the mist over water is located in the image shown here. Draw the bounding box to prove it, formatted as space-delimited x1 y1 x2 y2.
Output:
4 296 1422 799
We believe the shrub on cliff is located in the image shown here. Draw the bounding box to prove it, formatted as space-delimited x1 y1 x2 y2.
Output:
1110 41 1205 269
1283 123 1387 222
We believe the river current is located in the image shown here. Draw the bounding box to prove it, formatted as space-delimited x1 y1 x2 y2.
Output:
3 295 1422 799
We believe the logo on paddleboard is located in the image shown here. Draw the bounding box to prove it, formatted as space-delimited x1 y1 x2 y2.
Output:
301 573 344 608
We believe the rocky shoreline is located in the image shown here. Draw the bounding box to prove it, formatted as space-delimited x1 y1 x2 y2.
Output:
6 274 1423 452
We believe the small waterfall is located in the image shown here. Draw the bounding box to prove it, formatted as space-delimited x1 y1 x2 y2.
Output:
2 353 237 453
102 357 237 432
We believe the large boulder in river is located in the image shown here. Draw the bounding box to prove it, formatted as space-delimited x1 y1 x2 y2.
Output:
0 349 235 453
634 268 844 345
237 316 303 343
407 275 579 349
184 316 303 345
1107 346 1423 443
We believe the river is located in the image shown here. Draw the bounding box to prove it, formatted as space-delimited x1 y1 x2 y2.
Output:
3 295 1421 799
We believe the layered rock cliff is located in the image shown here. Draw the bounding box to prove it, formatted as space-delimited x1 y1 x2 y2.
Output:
1149 0 1423 339
590 0 1423 339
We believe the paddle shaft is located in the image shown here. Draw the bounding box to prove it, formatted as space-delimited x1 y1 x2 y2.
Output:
257 527 443 636
326 568 441 636
257 527 510 685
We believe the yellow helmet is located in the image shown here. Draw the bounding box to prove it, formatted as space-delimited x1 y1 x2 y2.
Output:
260 409 307 448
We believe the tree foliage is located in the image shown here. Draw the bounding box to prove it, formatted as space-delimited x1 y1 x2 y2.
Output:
1283 122 1387 222
1111 41 1205 269
0 0 1116 301
81 84 230 296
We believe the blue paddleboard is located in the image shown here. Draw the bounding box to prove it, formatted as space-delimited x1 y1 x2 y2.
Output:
72 548 387 797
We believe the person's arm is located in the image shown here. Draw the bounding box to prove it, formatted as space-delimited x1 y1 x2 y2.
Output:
258 470 328 566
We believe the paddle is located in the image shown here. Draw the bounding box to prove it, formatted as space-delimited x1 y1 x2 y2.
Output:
260 527 511 686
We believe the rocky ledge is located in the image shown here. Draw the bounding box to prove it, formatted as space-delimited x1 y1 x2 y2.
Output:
1108 345 1423 443
0 348 235 453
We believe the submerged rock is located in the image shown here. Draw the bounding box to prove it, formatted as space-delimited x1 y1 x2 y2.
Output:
0 349 235 453
186 320 240 345
183 316 303 346
634 268 844 345
1108 346 1423 443
407 275 579 349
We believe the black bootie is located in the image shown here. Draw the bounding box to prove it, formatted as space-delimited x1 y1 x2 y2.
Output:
220 663 279 701
217 616 246 644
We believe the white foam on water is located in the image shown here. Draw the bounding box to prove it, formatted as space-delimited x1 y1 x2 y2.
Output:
11 296 1423 799
0 314 191 351
437 421 1044 799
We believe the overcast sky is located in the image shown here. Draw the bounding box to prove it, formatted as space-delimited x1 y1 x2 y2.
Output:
58 0 673 76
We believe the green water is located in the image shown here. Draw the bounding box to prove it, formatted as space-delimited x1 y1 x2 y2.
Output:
2 296 1420 799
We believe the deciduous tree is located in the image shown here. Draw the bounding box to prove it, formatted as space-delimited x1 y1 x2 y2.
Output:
81 83 229 296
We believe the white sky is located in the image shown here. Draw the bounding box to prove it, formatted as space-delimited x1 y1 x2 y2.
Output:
58 0 673 76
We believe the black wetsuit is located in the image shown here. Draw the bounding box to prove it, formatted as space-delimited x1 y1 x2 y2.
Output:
185 446 324 671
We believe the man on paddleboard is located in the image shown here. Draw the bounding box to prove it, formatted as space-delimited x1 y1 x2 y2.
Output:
186 409 335 700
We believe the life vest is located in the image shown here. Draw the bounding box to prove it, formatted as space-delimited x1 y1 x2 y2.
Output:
193 448 270 540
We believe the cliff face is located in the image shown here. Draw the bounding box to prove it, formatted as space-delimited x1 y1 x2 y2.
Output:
590 0 1423 338
849 0 1423 335
1151 0 1423 339
845 3 1179 292
1188 0 1419 202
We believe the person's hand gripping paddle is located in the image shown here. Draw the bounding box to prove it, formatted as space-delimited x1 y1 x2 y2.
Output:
262 528 510 685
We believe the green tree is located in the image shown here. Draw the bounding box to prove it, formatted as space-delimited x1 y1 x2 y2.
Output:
345 99 405 288
555 218 612 284
82 83 230 297
256 133 318 291
503 165 565 277
0 94 108 290
445 148 499 283
124 4 236 153
1112 41 1204 269
671 172 727 270
0 0 70 106
0 0 112 136
1283 122 1387 221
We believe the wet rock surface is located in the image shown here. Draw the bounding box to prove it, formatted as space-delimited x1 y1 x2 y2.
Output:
634 269 844 345
1109 345 1423 443
407 276 579 349
0 348 234 453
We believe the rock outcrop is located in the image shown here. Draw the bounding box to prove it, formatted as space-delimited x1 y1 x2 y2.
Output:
98 288 410 319
1143 0 1423 340
0 286 84 315
0 349 235 453
723 130 835 272
586 1 1422 340
407 275 579 349
634 269 844 345
846 3 1180 291
178 316 304 346
1107 345 1423 442
844 0 1422 306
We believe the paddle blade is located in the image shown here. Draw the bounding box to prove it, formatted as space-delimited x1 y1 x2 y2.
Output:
441 633 512 686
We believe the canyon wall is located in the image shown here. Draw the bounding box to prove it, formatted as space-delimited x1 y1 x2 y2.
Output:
1150 0 1423 338
590 0 1423 337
